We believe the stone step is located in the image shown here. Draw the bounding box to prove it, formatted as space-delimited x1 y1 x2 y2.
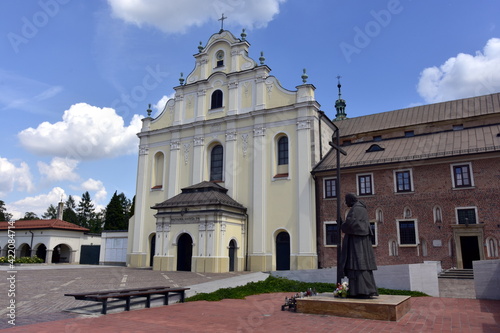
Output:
438 269 474 279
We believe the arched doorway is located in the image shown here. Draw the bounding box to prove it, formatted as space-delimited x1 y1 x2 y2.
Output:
52 244 71 263
177 233 193 271
276 231 290 270
150 233 156 267
228 239 237 272
19 243 31 257
36 244 47 263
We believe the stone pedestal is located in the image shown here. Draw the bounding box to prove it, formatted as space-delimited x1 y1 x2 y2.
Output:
296 294 411 321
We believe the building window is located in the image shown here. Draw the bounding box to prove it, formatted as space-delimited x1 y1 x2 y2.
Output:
456 207 477 224
152 152 164 189
324 222 339 246
397 220 418 245
433 206 443 223
451 163 473 188
486 237 498 258
389 239 398 256
357 174 373 196
211 90 223 109
394 169 413 193
376 208 384 223
216 50 224 67
278 136 288 165
324 178 336 198
405 130 414 137
210 145 223 181
370 222 377 246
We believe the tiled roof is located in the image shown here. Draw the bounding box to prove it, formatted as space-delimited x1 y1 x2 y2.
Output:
313 124 500 172
152 181 246 210
335 93 500 137
0 219 89 232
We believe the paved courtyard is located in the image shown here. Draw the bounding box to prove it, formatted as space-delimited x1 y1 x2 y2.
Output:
1 265 499 332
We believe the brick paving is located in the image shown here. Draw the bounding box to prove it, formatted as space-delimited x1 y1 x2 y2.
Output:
1 266 499 332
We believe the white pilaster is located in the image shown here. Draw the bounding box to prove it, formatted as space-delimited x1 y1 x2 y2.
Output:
168 139 181 198
251 121 266 253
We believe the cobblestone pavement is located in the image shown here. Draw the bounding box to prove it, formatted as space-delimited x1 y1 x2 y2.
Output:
0 265 251 329
3 292 500 333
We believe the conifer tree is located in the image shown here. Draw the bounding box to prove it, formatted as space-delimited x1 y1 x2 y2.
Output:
63 195 79 225
42 204 57 219
77 191 95 229
104 191 131 230
0 200 12 221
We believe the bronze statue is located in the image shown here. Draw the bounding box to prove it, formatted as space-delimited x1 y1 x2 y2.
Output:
339 193 378 298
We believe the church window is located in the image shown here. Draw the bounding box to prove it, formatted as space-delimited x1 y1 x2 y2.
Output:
211 90 223 109
278 136 288 165
216 50 224 67
210 145 224 181
486 237 498 258
433 205 442 223
394 169 413 192
456 207 477 224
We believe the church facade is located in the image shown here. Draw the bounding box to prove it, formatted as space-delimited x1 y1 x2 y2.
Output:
127 30 334 272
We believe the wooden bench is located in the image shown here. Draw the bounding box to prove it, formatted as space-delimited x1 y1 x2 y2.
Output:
65 286 190 314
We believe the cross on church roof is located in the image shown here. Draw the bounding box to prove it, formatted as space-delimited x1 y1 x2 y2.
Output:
218 13 227 32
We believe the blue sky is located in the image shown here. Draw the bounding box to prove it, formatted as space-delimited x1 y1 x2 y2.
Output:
1 0 499 219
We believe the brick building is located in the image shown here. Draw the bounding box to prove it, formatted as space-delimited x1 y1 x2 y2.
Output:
312 92 500 270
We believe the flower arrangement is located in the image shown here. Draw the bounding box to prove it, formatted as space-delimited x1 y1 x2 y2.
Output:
333 281 349 298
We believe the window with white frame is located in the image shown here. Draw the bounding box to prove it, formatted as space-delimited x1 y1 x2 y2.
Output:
324 221 339 246
324 178 337 199
394 169 413 193
451 162 474 188
357 173 374 196
486 237 498 258
397 219 418 245
456 207 477 225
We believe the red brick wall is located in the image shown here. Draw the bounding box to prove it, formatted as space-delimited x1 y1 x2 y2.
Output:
316 156 500 269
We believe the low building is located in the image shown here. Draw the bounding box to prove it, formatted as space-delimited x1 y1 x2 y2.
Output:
313 92 500 270
0 219 101 264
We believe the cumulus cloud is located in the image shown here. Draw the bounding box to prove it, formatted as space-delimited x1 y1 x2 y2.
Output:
38 157 80 182
153 94 174 118
0 157 34 195
18 103 142 160
107 0 286 34
81 178 107 204
7 187 66 220
418 38 500 103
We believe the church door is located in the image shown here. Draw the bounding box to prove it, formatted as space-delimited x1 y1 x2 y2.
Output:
276 232 290 270
150 234 156 267
177 233 193 271
228 240 236 272
460 236 480 269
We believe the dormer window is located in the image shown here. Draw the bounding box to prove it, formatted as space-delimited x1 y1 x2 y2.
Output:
216 50 224 67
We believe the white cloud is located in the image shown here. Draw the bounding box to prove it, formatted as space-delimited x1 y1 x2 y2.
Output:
81 178 107 204
7 187 66 220
38 157 80 182
107 0 286 34
18 103 142 160
0 157 34 196
418 38 500 103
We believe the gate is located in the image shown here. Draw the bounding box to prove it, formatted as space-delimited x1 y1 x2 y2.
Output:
80 245 101 265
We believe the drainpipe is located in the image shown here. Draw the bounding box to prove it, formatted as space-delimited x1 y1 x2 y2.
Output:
29 230 34 257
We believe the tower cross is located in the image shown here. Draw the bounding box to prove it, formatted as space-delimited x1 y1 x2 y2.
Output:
218 13 227 31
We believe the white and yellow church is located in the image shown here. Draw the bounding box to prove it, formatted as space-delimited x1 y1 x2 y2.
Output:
127 29 335 272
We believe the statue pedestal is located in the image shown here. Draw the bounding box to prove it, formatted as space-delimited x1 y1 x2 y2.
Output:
296 294 411 321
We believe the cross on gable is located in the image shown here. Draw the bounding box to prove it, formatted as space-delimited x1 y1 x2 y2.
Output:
218 13 227 32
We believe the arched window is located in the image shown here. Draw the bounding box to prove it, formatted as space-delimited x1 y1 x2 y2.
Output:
434 206 442 223
278 136 288 165
211 90 223 109
486 237 498 258
376 208 384 223
210 145 223 181
152 152 164 189
389 240 398 256
404 207 412 218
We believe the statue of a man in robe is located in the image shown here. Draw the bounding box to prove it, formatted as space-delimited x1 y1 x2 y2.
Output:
339 193 378 298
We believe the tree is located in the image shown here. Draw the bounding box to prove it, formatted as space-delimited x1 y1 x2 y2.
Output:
19 212 40 220
77 191 95 229
0 200 13 221
63 195 78 225
42 204 57 219
104 191 131 230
